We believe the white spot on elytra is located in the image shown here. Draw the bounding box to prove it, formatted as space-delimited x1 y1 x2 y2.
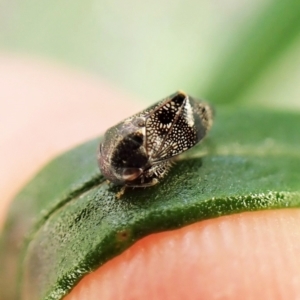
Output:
184 100 194 127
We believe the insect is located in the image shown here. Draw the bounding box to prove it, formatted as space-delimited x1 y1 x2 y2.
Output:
98 91 213 188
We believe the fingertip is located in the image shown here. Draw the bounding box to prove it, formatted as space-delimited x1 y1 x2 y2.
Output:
65 209 300 300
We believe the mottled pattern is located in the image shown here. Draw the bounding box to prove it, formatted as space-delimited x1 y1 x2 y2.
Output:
98 91 213 187
146 93 203 162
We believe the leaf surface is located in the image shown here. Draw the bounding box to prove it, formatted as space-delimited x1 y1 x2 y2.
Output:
1 107 300 300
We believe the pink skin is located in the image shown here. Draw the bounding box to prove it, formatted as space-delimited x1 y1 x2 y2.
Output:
1 54 300 300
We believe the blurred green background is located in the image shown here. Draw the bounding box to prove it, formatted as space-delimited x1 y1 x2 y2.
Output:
0 0 300 108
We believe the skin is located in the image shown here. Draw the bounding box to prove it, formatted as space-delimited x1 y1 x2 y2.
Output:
1 54 300 300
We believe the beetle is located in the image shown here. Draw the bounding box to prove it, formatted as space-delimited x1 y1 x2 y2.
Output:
98 91 213 188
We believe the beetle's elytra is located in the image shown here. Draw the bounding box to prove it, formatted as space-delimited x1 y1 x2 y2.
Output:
98 91 213 188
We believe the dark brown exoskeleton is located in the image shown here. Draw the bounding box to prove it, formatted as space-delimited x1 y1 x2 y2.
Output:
98 91 213 188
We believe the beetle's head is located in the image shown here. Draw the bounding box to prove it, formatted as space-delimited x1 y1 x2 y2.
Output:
98 118 148 185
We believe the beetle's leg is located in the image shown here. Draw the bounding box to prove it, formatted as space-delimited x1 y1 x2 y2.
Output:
116 178 159 198
116 186 127 199
126 178 159 188
149 160 173 179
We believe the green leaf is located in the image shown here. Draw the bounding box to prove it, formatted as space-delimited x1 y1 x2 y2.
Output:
1 107 300 299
